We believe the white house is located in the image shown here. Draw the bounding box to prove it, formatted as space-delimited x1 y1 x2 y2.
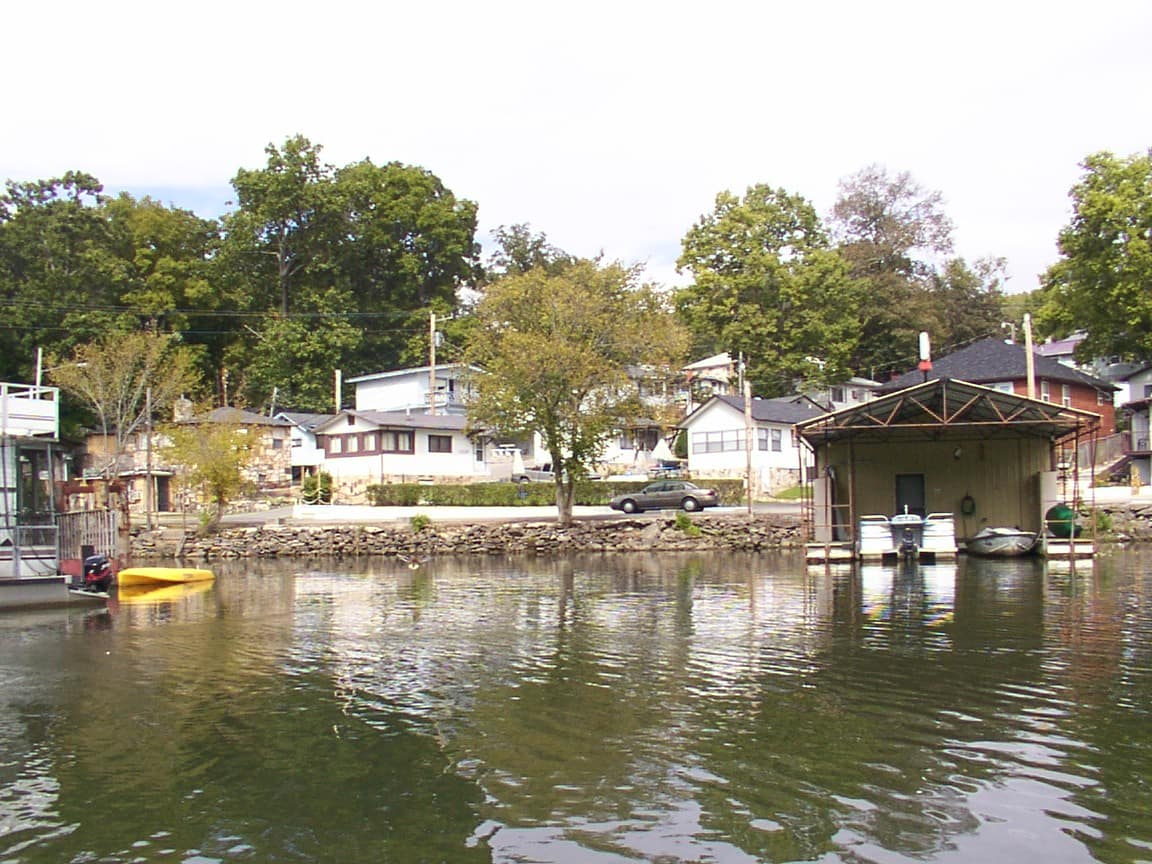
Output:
680 395 825 495
276 411 333 484
312 409 487 500
799 376 882 412
348 364 478 415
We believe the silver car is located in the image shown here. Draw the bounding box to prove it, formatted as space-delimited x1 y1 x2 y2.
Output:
609 481 720 514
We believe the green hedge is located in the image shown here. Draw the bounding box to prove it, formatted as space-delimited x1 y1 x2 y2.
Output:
364 479 746 507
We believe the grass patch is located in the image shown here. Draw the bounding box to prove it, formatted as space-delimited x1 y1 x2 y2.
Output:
772 486 809 500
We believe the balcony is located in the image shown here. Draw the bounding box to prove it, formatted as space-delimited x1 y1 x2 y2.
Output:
0 383 60 439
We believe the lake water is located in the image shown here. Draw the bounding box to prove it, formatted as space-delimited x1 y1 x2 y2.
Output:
2 549 1151 863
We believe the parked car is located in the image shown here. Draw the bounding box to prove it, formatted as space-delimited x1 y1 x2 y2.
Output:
515 463 601 482
609 480 719 513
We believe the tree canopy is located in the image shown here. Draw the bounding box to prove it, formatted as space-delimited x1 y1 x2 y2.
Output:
830 165 1005 377
1 136 480 417
675 184 861 395
466 258 687 524
1039 149 1152 362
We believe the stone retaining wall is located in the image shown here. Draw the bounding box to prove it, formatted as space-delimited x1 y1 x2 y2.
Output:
130 513 806 560
127 501 1152 561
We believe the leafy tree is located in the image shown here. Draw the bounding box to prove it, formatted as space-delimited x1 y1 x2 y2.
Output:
831 165 956 378
103 193 219 333
675 184 860 395
332 158 479 373
929 256 1008 352
1039 149 1152 362
219 135 339 318
215 136 479 408
0 173 121 381
466 259 687 525
483 223 574 280
47 330 201 480
163 412 255 531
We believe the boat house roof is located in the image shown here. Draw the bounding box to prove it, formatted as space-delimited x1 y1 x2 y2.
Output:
795 378 1102 446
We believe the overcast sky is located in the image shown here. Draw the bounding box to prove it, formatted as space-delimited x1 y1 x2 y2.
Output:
6 1 1150 292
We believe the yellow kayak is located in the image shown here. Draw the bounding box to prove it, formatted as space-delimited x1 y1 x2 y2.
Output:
116 566 216 587
117 582 214 604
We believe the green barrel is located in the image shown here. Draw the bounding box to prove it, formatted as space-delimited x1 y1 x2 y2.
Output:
1045 503 1081 538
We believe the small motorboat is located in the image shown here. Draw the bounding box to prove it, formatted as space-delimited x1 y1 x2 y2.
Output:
966 527 1038 558
116 566 216 587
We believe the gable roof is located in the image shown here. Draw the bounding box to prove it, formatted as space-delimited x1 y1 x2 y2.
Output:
313 409 472 435
878 337 1116 394
346 363 481 385
682 394 825 427
276 411 333 431
797 377 1101 445
195 407 291 427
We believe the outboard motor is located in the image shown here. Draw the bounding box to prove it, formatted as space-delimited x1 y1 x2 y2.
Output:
80 554 114 593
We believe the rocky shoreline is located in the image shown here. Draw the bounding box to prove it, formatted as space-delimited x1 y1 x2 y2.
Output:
127 499 1152 561
130 513 807 560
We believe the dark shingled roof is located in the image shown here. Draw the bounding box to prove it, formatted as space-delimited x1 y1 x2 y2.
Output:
877 337 1116 394
705 394 826 425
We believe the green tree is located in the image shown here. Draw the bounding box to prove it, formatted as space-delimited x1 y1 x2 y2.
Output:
466 259 687 525
103 193 219 333
483 223 574 281
1039 149 1152 362
214 136 479 408
164 412 255 531
831 165 956 378
47 330 201 479
929 256 1008 352
675 184 860 395
0 173 121 381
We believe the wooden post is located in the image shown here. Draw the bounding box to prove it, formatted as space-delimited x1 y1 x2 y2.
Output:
744 379 753 516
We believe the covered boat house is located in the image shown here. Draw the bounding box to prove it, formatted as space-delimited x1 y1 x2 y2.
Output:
795 377 1102 562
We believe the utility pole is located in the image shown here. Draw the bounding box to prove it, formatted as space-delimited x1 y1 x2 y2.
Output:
145 385 153 530
1023 313 1036 399
428 312 437 416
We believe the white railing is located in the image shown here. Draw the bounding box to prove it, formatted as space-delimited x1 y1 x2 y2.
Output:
0 382 60 438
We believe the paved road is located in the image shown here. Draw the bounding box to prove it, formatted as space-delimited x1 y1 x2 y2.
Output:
221 501 803 527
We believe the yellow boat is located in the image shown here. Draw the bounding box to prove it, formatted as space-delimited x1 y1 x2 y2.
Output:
116 566 216 587
117 581 214 604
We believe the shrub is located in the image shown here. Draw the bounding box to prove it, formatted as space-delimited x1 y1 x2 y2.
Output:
301 472 332 504
410 514 432 532
674 511 701 537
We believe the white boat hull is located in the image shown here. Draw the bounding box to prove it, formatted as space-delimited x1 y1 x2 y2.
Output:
967 528 1037 557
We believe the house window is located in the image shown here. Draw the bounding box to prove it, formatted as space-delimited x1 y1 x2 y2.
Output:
990 381 1015 393
329 437 342 455
830 387 845 403
754 428 782 451
364 433 377 451
1102 390 1115 405
475 441 485 462
1040 380 1051 402
1144 383 1152 399
618 434 635 450
272 438 283 450
429 434 452 453
1061 384 1072 407
692 430 744 453
380 430 415 453
347 435 359 453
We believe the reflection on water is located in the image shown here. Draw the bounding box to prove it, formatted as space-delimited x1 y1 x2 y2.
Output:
1 550 1151 862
